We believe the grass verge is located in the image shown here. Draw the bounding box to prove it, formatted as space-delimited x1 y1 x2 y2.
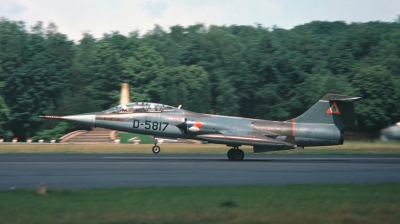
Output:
0 141 399 154
1 183 399 224
117 133 154 144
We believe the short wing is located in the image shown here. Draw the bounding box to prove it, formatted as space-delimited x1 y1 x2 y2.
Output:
196 131 294 147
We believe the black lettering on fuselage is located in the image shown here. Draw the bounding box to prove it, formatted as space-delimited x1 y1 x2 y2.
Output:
133 119 169 132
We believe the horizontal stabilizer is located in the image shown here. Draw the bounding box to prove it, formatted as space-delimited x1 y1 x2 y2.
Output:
320 94 361 102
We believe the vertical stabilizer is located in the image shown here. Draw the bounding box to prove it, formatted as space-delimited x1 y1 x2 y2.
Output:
293 94 360 129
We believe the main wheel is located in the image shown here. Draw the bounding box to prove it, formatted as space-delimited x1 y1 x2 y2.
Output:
152 145 161 154
232 149 244 161
227 149 235 160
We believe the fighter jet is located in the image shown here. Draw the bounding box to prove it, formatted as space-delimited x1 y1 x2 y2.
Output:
380 122 400 141
42 93 360 161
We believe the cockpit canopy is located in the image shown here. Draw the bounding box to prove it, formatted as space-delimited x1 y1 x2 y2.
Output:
103 102 175 114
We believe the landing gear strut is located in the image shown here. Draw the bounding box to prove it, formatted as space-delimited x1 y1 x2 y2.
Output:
227 146 244 161
152 139 161 154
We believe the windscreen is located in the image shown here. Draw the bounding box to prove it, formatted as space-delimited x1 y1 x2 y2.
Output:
103 102 169 113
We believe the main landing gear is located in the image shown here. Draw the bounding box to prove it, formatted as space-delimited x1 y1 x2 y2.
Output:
227 146 244 161
152 139 161 154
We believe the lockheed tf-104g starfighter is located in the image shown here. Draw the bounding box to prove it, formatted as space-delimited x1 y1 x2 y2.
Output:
42 93 360 161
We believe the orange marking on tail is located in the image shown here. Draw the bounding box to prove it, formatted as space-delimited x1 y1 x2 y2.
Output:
326 102 341 115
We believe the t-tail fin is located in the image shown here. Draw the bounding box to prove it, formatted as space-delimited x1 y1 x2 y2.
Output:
293 94 361 129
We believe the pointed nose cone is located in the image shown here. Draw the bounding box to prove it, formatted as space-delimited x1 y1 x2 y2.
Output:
60 114 95 126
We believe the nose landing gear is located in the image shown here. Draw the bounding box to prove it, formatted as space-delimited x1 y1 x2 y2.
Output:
152 139 161 154
152 145 161 154
227 146 244 161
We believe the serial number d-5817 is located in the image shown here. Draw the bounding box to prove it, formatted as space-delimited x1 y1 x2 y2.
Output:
132 119 169 131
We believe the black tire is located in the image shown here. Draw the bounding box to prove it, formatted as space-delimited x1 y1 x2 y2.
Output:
227 149 235 160
152 145 161 154
232 149 244 161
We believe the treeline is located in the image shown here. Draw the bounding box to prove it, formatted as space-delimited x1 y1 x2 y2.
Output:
1 18 400 140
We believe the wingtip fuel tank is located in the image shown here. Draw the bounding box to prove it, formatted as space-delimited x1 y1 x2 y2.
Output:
380 122 400 142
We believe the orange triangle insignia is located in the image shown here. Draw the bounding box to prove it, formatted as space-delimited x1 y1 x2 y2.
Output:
326 102 341 115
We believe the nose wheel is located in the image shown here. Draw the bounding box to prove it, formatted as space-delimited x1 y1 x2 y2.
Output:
227 147 244 161
152 139 161 154
152 145 161 154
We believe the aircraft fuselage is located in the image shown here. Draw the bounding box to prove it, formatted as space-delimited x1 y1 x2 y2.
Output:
45 94 359 161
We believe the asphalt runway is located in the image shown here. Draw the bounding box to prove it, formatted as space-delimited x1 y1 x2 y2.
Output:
1 153 400 190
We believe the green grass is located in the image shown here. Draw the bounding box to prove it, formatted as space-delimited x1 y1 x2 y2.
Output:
1 183 399 224
117 133 154 144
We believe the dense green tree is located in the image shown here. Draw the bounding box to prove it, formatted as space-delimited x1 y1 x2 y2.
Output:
193 26 244 114
1 18 400 138
142 25 182 67
1 21 73 140
0 80 11 139
71 33 97 93
86 32 141 109
352 65 398 130
156 65 211 113
366 29 400 74
0 19 27 77
88 37 125 108
33 121 68 141
122 45 166 103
